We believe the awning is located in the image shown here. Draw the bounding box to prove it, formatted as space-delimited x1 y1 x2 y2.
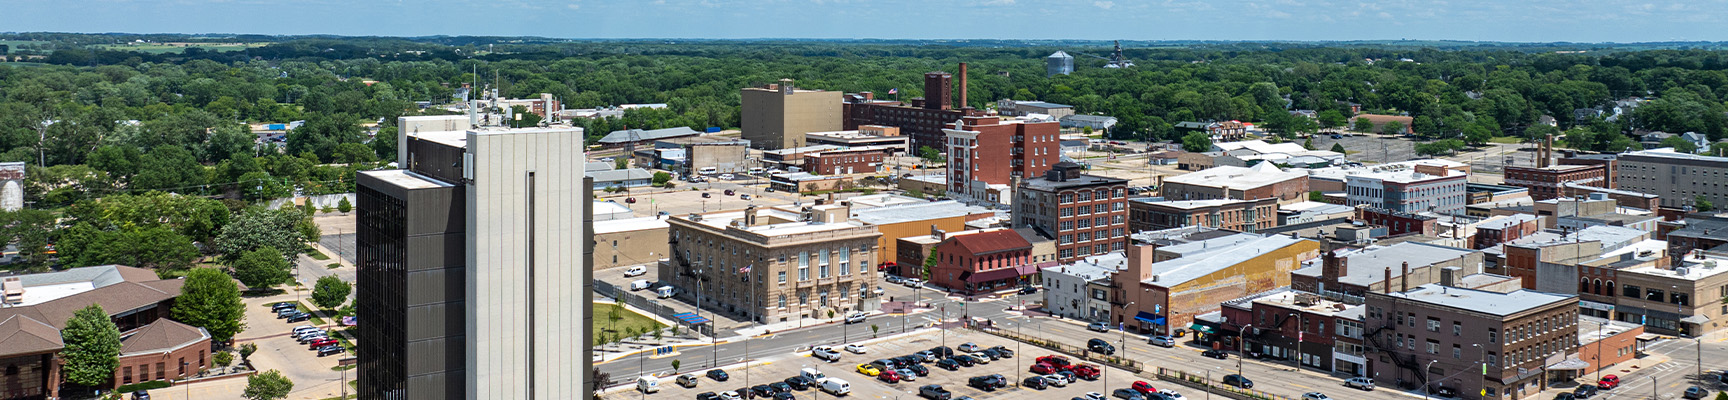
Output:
1681 315 1711 324
672 312 710 325
1134 311 1166 325
1546 356 1591 371
963 267 1028 283
1188 323 1214 334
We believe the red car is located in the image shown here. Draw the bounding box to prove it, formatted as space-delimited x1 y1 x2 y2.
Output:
1030 363 1059 374
1598 375 1619 390
878 369 902 383
1131 381 1158 395
1066 364 1100 380
1035 355 1071 369
308 338 338 349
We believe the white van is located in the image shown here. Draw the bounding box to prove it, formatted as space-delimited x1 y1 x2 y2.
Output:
818 378 850 396
624 266 648 277
637 376 661 393
698 167 719 175
748 167 765 175
655 285 677 298
800 368 826 382
629 280 653 291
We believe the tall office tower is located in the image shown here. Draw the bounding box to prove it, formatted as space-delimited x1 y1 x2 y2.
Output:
357 125 593 400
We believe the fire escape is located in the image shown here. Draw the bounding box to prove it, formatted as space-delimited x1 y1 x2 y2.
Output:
1363 307 1427 389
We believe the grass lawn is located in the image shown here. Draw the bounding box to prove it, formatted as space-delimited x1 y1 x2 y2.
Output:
594 302 666 342
295 302 328 325
308 250 331 260
1488 136 1525 144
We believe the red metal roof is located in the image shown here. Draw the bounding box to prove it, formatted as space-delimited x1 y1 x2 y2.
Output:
947 229 1032 256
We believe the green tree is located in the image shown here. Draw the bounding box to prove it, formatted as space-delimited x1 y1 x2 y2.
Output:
1352 117 1375 133
214 351 234 367
652 172 673 186
1382 120 1406 136
243 370 294 400
337 197 353 213
1696 195 1714 212
133 145 207 192
312 276 352 310
614 157 628 170
1708 142 1728 157
671 359 682 374
1524 124 1560 142
173 268 247 342
1302 137 1315 150
230 246 294 289
331 142 377 164
216 207 310 261
510 105 543 127
57 224 199 270
1330 143 1346 153
60 304 121 387
918 146 945 164
238 343 258 364
1181 132 1212 153
923 248 938 280
1661 135 1699 153
1308 191 1324 202
1317 110 1347 129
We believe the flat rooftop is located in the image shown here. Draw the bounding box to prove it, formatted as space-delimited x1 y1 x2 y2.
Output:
1162 165 1305 189
1251 290 1359 317
1386 284 1575 317
1578 316 1641 344
1298 159 1467 182
361 169 455 189
1293 242 1477 287
852 201 988 225
1144 235 1310 286
1623 252 1728 280
1021 173 1129 190
1044 252 1126 282
1130 198 1258 210
594 216 669 234
410 130 469 148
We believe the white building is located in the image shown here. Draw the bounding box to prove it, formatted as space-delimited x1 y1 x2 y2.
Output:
1040 253 1125 322
1343 164 1468 215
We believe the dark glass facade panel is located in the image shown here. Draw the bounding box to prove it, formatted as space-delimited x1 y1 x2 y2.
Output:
358 176 466 400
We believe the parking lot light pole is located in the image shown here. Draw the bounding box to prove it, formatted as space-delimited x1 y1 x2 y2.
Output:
1238 324 1253 376
1422 359 1438 400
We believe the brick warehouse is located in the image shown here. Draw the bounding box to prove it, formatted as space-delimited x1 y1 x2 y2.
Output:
844 63 986 151
802 146 889 175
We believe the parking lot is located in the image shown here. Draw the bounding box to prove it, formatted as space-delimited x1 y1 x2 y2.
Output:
240 298 352 399
604 327 1178 400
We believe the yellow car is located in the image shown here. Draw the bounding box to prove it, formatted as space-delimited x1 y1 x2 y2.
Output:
856 364 881 376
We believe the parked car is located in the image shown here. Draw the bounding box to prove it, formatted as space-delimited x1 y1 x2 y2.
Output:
130 390 150 400
896 369 918 382
697 392 719 400
856 364 881 376
624 266 648 277
929 346 954 358
967 375 1006 390
1019 286 1038 295
877 370 902 384
1087 321 1111 332
316 345 344 357
919 385 952 400
678 374 701 388
1083 392 1108 400
1344 377 1375 390
1031 363 1059 374
934 359 959 370
915 351 938 363
1554 393 1577 400
1036 355 1071 368
1112 388 1146 400
1022 376 1048 390
1572 385 1597 398
784 376 814 390
845 312 868 324
768 382 792 394
739 194 752 200
750 385 775 398
717 391 742 400
957 343 983 352
1683 386 1709 400
1067 364 1100 380
968 353 992 364
1301 393 1331 400
275 308 300 318
307 338 339 349
271 302 297 312
1223 374 1253 389
988 346 1014 358
287 312 312 323
1043 374 1069 387
1087 339 1115 355
1156 390 1186 400
1148 336 1175 347
1598 375 1619 390
949 356 975 367
902 279 923 288
708 369 731 381
885 275 904 284
905 364 929 376
844 344 867 354
1201 350 1229 360
812 347 841 362
1131 381 1158 395
772 392 794 400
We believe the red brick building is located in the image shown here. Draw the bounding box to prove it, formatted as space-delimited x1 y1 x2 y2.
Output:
1504 164 1610 200
1354 206 1438 236
803 147 888 175
1472 214 1541 250
1127 197 1280 233
930 229 1036 294
843 64 985 151
1015 163 1130 263
946 115 1062 205
115 319 213 389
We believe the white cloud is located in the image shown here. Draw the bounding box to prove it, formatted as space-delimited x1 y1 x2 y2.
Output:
566 3 580 10
978 0 1015 5
1094 1 1113 9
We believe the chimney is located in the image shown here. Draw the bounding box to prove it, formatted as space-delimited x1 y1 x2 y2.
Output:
779 78 795 95
1400 261 1410 293
1321 250 1348 282
861 91 874 100
744 205 759 226
958 63 969 109
1125 243 1156 283
1383 267 1393 294
1440 266 1462 288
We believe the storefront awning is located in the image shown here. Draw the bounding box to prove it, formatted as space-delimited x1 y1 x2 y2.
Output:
672 312 710 325
1134 311 1166 325
962 267 1027 283
1681 315 1710 324
1546 356 1590 371
1188 323 1214 334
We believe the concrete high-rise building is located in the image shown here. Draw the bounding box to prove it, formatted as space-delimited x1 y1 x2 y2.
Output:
357 125 592 400
1046 51 1074 76
741 79 843 150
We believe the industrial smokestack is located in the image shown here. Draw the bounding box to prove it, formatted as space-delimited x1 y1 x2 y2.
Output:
958 63 969 109
1401 261 1410 293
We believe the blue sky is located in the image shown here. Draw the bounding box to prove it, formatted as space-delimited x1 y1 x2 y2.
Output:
8 0 1727 42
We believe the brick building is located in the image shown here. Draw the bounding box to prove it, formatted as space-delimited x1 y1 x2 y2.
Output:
1504 164 1610 201
1112 234 1321 336
1364 282 1579 400
803 146 889 175
1127 197 1279 233
1015 162 1130 264
1289 242 1482 302
930 228 1037 293
1355 206 1440 237
844 64 986 151
944 115 1061 205
1473 214 1542 250
1159 164 1311 205
0 265 203 399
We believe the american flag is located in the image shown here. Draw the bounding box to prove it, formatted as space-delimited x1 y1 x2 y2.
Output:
887 88 898 94
738 265 751 274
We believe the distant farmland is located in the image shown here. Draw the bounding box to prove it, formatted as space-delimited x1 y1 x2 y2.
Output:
92 42 268 54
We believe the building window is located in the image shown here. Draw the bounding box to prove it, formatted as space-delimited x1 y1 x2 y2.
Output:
1453 321 1462 336
1488 328 1497 343
1645 288 1664 301
799 291 809 305
779 295 787 308
1453 344 1462 359
778 271 787 283
1623 284 1641 298
1426 339 1439 354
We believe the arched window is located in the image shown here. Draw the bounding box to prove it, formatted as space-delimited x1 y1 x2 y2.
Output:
1606 281 1615 297
1593 279 1602 295
1579 277 1590 293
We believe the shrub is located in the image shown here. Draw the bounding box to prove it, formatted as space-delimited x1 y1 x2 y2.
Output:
116 379 173 393
215 351 234 367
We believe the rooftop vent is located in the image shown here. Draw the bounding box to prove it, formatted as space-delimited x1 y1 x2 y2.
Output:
1 277 22 306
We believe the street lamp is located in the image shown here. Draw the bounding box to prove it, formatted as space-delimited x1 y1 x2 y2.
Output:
1422 360 1438 400
1290 312 1302 371
1237 324 1253 377
1473 344 1485 398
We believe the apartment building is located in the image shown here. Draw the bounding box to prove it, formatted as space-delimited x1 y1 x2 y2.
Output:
1345 163 1469 215
1040 253 1126 322
1617 148 1728 208
944 115 1062 205
1504 164 1610 201
1365 282 1579 400
661 205 883 323
1160 164 1310 204
1014 162 1130 264
803 146 890 175
1127 197 1279 233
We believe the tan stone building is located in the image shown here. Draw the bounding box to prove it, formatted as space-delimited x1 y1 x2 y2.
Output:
741 79 843 150
593 217 669 270
661 204 883 323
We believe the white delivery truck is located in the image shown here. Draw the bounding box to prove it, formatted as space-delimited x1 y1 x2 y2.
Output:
655 285 677 298
630 279 653 291
637 376 661 393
